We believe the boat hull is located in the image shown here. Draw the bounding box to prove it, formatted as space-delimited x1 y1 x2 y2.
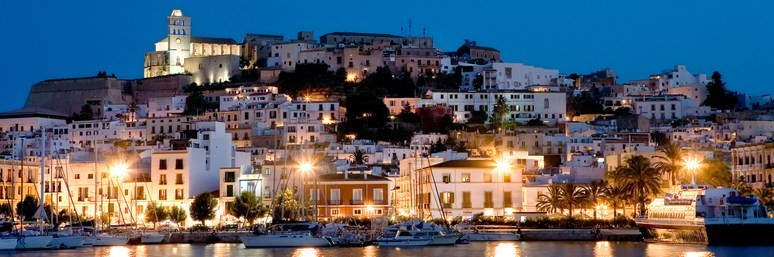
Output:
16 236 53 249
240 235 332 248
376 238 431 247
639 223 774 245
92 235 130 246
429 234 461 245
140 234 166 244
49 236 85 249
0 238 17 250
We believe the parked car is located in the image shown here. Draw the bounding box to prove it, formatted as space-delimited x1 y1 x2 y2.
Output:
156 224 180 232
219 223 238 231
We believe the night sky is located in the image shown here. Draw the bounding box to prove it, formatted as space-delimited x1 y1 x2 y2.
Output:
1 0 773 112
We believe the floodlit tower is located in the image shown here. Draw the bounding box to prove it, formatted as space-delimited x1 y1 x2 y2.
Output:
167 9 191 75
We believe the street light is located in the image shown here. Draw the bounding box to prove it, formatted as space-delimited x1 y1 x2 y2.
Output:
298 161 314 221
494 158 511 218
109 162 128 179
684 157 701 185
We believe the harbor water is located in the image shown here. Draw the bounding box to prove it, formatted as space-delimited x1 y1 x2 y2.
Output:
2 242 772 257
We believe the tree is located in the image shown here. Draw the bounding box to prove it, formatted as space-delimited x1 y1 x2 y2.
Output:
536 183 564 214
653 142 683 187
753 188 773 207
559 183 586 217
733 181 753 197
350 148 369 165
582 180 607 220
526 118 545 126
489 95 509 129
273 188 305 221
184 90 208 115
230 191 268 225
472 74 484 90
604 184 630 217
16 195 40 221
650 131 670 146
438 114 454 134
71 104 94 121
695 160 732 188
703 71 737 110
189 192 218 225
0 203 12 218
429 139 448 154
144 203 169 229
469 110 488 124
397 102 420 124
567 92 603 117
613 155 662 216
168 205 188 228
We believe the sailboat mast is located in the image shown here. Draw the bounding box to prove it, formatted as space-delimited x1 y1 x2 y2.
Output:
39 127 46 232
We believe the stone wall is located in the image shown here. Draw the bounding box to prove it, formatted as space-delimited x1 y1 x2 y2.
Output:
24 76 131 115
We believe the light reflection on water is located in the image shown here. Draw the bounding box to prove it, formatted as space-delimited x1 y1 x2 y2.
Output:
5 242 773 257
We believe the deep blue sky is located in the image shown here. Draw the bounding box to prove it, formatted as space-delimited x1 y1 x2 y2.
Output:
2 1 773 112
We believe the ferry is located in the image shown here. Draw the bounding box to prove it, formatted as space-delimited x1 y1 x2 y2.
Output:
635 184 774 245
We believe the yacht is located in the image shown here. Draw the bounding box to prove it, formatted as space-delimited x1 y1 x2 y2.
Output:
240 223 333 248
48 234 85 249
636 184 774 245
91 234 130 246
377 221 459 246
15 231 53 250
140 233 166 244
0 237 18 250
457 224 522 241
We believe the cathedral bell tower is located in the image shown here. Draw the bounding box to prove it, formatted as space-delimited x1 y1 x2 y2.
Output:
167 9 191 75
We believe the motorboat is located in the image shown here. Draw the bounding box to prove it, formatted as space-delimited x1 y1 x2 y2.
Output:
140 233 166 244
91 234 130 246
240 223 333 248
379 221 460 246
376 229 431 247
636 184 774 245
457 225 522 241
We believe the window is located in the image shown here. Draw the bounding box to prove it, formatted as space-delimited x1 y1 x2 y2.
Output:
225 172 236 182
352 189 363 205
330 189 341 205
484 173 492 182
462 192 472 208
330 209 340 216
159 159 168 170
88 174 94 179
503 191 512 208
176 174 183 185
503 173 511 182
353 209 362 216
442 173 451 183
374 208 383 216
373 188 384 204
159 190 167 200
75 174 80 179
461 173 470 183
159 174 167 185
440 192 454 208
175 159 184 169
226 185 234 197
484 191 494 208
175 189 184 200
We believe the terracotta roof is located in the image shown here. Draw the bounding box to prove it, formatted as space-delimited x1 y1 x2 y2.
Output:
318 173 390 181
426 160 498 169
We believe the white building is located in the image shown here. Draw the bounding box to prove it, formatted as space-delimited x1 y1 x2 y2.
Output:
148 96 187 118
423 89 567 126
488 62 559 90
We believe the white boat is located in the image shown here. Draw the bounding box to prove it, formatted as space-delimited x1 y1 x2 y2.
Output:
240 232 332 248
379 221 460 246
140 233 166 244
376 229 431 247
82 237 95 246
241 223 332 248
457 225 521 241
48 235 85 249
16 235 53 249
92 235 130 246
0 238 18 250
636 184 774 245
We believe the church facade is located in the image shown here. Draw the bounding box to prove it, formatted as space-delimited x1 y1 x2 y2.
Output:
143 9 241 85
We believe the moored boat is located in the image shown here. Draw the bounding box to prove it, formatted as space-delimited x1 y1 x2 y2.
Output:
92 234 130 246
240 223 333 248
635 184 774 245
0 238 18 250
140 233 166 244
48 235 85 249
457 225 521 241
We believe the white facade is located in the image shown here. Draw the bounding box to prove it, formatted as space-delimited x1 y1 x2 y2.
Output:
490 62 559 90
148 96 187 118
424 90 567 126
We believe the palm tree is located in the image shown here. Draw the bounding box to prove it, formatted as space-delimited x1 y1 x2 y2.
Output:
128 101 138 123
559 183 586 217
605 184 630 217
733 181 753 197
349 148 369 165
653 142 683 187
615 155 662 216
582 180 607 220
537 183 564 214
753 187 773 206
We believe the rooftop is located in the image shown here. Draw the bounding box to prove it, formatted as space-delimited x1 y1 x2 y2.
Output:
318 173 391 181
0 107 69 120
322 32 401 38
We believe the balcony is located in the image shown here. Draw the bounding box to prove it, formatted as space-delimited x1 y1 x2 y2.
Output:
373 200 385 205
328 200 341 205
484 202 494 208
442 203 452 208
350 200 363 205
462 202 472 208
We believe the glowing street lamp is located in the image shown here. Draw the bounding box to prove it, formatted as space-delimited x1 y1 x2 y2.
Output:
109 162 129 179
684 157 701 185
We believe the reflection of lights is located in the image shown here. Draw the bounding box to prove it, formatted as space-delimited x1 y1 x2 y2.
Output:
492 242 519 257
293 248 319 257
684 252 713 257
108 246 131 257
593 241 613 257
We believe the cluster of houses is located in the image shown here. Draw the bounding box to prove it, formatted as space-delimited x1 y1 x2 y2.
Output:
0 9 772 227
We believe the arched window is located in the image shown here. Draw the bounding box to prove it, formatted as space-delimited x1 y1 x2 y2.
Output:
544 98 550 109
182 29 185 35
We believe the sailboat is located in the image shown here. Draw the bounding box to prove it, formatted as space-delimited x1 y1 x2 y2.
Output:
15 132 53 250
85 136 128 247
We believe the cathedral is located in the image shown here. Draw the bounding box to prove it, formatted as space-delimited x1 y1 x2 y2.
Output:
143 9 241 85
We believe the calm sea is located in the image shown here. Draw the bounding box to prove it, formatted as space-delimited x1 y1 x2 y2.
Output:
3 242 773 257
